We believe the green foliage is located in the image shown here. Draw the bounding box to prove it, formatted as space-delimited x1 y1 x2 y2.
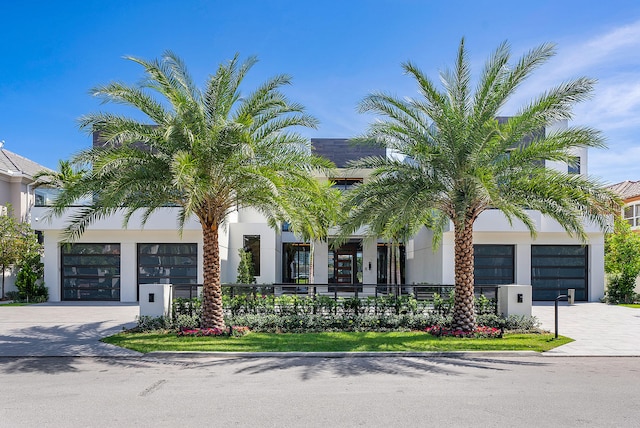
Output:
157 291 507 334
14 252 47 303
103 331 573 354
224 313 451 333
135 314 201 332
236 249 256 284
48 52 331 330
0 206 43 299
605 217 640 304
339 39 620 330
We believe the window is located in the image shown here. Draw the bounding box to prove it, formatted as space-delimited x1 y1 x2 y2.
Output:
282 243 310 283
377 243 405 285
243 235 261 276
61 244 121 301
568 156 581 175
137 243 198 292
624 204 640 227
474 245 514 285
330 178 362 191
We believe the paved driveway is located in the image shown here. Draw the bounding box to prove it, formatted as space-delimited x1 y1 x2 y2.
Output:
532 302 640 356
0 302 141 357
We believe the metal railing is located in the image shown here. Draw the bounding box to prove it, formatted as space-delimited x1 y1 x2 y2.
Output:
170 283 499 315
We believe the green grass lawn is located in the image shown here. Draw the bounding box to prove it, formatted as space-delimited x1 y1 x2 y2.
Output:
102 331 572 354
0 302 32 306
621 304 640 309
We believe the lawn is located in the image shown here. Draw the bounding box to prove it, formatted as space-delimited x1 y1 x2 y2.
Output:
0 302 32 306
102 331 572 354
621 304 640 309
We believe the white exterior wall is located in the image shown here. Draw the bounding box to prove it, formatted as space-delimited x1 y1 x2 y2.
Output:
41 228 204 302
406 227 444 284
228 222 277 284
35 207 207 302
437 227 605 301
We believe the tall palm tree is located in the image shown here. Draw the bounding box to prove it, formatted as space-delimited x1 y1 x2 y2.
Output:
340 39 620 331
49 52 330 329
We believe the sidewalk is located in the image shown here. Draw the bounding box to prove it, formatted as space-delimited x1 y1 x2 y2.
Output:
0 302 141 357
532 302 640 356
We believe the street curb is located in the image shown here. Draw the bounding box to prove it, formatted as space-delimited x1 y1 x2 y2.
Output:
145 350 542 358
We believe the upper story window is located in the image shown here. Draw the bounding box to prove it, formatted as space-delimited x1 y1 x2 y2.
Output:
331 178 362 191
568 157 581 175
624 204 640 228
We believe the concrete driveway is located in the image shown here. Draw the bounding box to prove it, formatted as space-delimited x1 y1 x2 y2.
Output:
0 302 141 357
532 302 640 356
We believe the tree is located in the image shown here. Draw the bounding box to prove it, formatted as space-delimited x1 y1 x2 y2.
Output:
339 39 619 331
48 52 330 329
605 217 640 303
34 160 86 189
236 248 256 284
0 205 40 298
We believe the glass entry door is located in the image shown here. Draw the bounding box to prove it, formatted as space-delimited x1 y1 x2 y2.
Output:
328 240 362 292
336 251 354 283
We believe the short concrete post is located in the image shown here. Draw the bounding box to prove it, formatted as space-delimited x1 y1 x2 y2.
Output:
139 284 172 318
497 285 532 317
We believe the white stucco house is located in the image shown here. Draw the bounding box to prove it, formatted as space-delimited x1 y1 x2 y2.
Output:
31 120 605 303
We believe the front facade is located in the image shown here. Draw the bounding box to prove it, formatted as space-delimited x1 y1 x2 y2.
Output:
32 122 606 302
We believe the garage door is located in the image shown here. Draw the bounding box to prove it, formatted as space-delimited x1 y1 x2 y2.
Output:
61 243 121 301
474 245 515 285
531 245 587 301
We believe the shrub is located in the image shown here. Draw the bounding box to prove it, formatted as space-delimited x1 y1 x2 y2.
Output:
425 325 502 338
14 252 48 303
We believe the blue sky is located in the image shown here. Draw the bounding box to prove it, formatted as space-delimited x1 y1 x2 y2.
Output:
2 0 640 184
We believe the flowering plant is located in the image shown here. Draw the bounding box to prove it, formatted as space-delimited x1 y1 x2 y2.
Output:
176 326 251 337
424 325 502 339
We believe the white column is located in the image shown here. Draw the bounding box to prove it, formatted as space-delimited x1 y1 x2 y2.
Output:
120 242 138 302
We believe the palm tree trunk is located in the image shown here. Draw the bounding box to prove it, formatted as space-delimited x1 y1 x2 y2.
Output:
452 218 476 331
201 223 225 329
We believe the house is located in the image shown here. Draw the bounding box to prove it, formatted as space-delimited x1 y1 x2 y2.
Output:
31 120 605 302
607 180 640 232
1 142 51 295
606 180 640 294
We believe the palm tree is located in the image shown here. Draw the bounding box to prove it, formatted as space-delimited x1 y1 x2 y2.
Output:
49 52 330 329
339 39 620 331
33 160 86 189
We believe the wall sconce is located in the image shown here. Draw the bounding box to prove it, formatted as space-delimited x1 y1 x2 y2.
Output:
368 261 372 270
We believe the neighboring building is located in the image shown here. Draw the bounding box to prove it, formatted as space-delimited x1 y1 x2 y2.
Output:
607 180 640 232
0 143 49 221
31 120 605 302
1 143 51 295
606 180 640 294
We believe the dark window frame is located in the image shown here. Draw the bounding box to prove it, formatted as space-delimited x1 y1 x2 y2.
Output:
243 235 261 276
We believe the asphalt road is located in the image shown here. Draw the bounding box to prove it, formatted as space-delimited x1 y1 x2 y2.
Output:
1 355 639 427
